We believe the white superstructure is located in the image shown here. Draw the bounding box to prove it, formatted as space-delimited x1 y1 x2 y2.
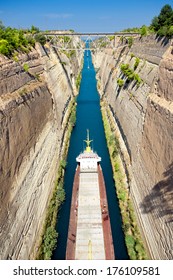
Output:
76 130 101 171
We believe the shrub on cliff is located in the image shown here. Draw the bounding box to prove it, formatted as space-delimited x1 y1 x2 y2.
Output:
134 74 142 86
127 37 133 48
23 63 29 72
0 20 38 56
60 159 67 169
43 227 58 260
140 25 148 36
134 57 140 70
0 39 9 56
120 63 142 86
30 25 40 34
34 33 46 45
117 78 124 87
76 72 82 89
69 110 76 126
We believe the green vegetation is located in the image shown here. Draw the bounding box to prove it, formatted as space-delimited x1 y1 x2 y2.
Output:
108 35 115 41
120 64 135 81
122 25 151 36
19 88 27 96
36 99 77 260
0 27 32 56
150 4 173 37
13 53 19 62
60 159 67 169
0 20 46 57
62 49 76 59
127 37 133 48
69 50 76 57
69 107 76 126
120 63 142 86
100 101 148 260
63 36 71 43
76 72 82 90
34 33 46 45
130 53 135 59
100 42 108 48
23 63 29 72
122 4 173 38
34 73 41 81
30 25 40 34
140 25 148 36
36 177 66 260
134 57 140 70
117 78 124 87
134 73 142 85
43 227 58 260
60 61 67 66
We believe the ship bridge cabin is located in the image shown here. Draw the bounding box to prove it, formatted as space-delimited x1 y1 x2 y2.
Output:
76 130 101 171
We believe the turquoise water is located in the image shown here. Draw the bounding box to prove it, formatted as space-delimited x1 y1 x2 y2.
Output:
52 49 128 260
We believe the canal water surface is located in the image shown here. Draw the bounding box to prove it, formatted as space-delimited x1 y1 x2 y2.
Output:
52 49 128 260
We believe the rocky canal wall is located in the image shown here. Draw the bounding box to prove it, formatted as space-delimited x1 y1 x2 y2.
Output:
93 35 173 259
0 40 83 259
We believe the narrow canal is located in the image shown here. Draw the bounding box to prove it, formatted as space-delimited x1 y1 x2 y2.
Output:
52 49 128 260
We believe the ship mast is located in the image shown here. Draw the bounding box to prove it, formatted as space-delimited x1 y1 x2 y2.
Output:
84 129 92 152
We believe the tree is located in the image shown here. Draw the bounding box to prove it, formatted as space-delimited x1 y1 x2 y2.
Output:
150 4 173 36
151 16 159 31
158 4 173 27
168 25 173 37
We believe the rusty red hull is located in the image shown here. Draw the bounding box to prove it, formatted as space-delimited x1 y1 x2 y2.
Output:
66 164 115 260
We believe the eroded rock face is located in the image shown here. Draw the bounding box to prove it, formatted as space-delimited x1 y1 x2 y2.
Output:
0 50 43 96
93 35 173 259
0 42 82 259
157 45 173 101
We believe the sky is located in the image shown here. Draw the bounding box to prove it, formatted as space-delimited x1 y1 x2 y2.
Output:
0 0 172 32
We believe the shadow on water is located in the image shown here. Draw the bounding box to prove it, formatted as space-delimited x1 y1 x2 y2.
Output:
52 48 128 260
140 162 173 224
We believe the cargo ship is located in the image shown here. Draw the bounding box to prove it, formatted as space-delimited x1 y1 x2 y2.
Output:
66 130 115 259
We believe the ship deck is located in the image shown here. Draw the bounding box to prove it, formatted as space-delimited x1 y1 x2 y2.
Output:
75 171 105 259
66 164 115 260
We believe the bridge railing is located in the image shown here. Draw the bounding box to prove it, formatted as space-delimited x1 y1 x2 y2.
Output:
39 32 140 51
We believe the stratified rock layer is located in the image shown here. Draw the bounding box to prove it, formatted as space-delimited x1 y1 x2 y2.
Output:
93 35 173 259
0 41 82 259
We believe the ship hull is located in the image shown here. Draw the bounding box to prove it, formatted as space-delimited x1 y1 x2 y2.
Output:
66 164 115 260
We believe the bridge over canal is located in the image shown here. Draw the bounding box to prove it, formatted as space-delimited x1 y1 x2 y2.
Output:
41 31 140 51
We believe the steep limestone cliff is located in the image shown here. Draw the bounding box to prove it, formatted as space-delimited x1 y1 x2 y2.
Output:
93 35 173 259
0 40 82 259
